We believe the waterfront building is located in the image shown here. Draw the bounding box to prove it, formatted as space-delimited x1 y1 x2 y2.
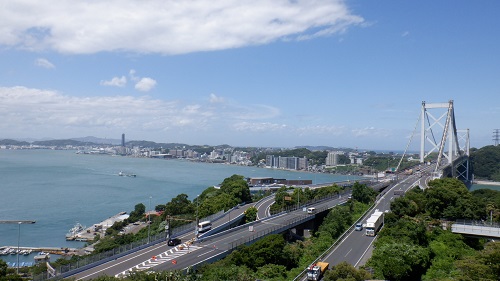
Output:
326 151 343 166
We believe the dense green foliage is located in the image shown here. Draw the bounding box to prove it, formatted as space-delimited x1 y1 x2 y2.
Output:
352 182 378 204
270 184 344 214
367 178 500 281
471 145 500 181
324 261 371 281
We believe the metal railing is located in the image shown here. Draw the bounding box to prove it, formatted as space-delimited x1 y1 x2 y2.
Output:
33 210 225 280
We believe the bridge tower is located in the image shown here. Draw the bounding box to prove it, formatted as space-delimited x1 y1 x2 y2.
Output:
419 100 471 183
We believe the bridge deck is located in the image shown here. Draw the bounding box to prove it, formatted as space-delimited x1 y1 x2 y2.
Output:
451 221 500 238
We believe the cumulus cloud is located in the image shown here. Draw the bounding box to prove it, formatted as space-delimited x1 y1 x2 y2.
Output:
0 86 396 146
0 1 364 55
100 76 127 87
135 77 157 92
0 86 281 139
209 93 224 104
35 58 55 69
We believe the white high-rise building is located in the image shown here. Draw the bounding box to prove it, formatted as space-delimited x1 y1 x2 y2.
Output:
326 151 343 166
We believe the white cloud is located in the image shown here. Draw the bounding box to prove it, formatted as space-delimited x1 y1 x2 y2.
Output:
402 31 410 37
129 69 138 81
35 58 55 69
0 86 399 147
135 77 157 92
209 93 224 104
0 1 364 55
100 76 127 87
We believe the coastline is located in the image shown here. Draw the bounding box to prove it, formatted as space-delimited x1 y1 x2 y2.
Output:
473 180 500 186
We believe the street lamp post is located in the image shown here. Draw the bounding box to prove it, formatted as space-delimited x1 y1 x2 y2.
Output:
148 196 152 243
17 222 21 275
0 220 35 276
195 195 199 238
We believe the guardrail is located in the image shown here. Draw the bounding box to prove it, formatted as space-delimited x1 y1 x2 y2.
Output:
292 202 377 281
33 210 225 280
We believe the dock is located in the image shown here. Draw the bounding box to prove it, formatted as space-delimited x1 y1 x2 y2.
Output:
0 246 78 256
65 212 130 242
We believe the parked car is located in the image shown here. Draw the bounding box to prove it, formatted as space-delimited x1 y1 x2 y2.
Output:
167 238 181 246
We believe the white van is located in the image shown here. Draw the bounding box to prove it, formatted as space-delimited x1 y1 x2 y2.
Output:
307 207 316 214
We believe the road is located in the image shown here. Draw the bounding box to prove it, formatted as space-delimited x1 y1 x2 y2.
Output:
69 192 350 280
302 164 435 279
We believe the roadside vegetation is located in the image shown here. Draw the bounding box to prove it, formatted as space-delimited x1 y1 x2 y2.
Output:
12 172 500 281
366 178 500 281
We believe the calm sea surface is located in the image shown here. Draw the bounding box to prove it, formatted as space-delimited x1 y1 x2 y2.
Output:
0 149 356 260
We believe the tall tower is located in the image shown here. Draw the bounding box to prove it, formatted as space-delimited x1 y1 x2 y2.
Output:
121 134 125 147
494 129 500 146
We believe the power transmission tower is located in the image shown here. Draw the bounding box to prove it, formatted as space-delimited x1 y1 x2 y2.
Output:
494 129 500 146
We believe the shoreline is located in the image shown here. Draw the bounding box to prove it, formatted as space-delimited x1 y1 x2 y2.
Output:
473 180 500 186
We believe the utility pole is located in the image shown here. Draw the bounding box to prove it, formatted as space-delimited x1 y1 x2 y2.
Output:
0 220 36 275
493 129 500 146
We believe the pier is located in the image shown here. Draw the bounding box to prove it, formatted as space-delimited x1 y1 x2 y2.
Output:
0 246 78 256
65 212 130 242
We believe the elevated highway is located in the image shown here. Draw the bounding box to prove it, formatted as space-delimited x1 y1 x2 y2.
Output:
68 190 353 280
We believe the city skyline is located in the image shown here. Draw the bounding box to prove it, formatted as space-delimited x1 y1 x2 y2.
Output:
1 1 499 151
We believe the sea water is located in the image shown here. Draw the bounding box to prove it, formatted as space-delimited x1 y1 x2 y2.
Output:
0 149 356 263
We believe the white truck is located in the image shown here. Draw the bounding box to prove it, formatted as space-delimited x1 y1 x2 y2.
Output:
306 261 329 280
365 209 384 236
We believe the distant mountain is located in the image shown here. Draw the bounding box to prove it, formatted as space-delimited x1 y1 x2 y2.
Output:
295 145 349 151
0 139 30 146
71 136 120 145
32 139 98 146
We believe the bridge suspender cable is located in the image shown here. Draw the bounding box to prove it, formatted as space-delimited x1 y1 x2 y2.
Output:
395 112 421 172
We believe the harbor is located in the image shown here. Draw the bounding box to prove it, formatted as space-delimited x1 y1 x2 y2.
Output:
0 246 78 268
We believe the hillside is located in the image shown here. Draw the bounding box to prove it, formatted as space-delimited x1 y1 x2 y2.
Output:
470 145 500 181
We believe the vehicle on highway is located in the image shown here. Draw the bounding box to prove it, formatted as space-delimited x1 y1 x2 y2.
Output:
306 261 329 280
365 209 384 236
355 223 363 231
197 220 212 233
167 238 181 246
307 207 316 214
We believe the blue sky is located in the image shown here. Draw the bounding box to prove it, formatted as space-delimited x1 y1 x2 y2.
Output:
0 0 499 151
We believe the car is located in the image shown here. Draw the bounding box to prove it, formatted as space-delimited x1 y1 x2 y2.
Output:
355 223 363 231
167 238 181 246
307 207 316 214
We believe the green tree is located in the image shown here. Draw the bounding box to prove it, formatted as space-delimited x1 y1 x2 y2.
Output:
422 231 474 280
244 206 258 223
164 193 194 216
200 264 254 281
318 205 353 239
376 218 428 247
0 259 7 277
324 261 371 281
426 178 483 220
391 196 419 217
369 242 430 281
351 182 377 204
255 264 288 281
220 174 252 204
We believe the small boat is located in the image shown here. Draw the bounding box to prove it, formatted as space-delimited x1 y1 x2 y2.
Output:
119 171 136 177
66 222 85 239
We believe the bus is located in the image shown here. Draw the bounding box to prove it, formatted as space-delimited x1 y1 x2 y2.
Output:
197 221 212 233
